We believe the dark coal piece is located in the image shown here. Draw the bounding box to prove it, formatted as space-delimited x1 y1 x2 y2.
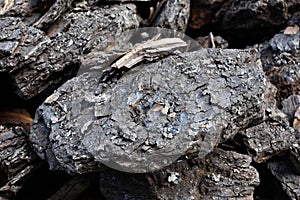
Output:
212 0 300 47
268 158 300 200
239 121 295 163
269 31 300 52
282 95 300 122
152 0 190 32
0 17 50 73
260 28 300 102
33 0 75 29
0 124 38 199
188 0 225 29
99 148 259 199
1 4 140 100
30 48 266 174
0 0 48 24
237 78 299 163
281 95 300 138
289 141 300 175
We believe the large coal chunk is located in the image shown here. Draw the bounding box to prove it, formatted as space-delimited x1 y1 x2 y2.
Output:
30 48 266 174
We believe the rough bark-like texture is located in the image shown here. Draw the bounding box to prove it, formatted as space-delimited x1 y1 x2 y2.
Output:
153 0 190 33
239 121 295 163
212 0 300 46
268 158 300 200
0 17 50 73
99 148 259 200
260 27 300 103
30 48 266 174
237 83 296 163
33 0 75 29
289 141 300 175
1 4 140 100
0 124 38 199
0 0 47 24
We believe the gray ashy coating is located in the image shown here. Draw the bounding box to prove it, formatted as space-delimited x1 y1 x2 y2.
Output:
30 48 266 174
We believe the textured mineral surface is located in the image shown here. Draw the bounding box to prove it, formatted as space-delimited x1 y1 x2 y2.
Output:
30 48 266 173
99 148 259 199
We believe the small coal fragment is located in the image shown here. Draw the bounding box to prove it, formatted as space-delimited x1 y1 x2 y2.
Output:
195 34 228 48
153 0 190 32
282 95 300 123
293 107 300 134
239 121 295 163
270 31 300 52
289 141 300 175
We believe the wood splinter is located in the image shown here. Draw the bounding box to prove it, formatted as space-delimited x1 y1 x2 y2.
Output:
111 37 187 69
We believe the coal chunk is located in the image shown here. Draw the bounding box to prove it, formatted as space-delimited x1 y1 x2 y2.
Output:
289 141 300 175
239 121 295 163
30 48 266 174
260 27 300 102
213 0 300 47
153 0 190 32
99 148 259 199
0 17 50 73
268 158 300 200
0 124 38 199
1 4 140 100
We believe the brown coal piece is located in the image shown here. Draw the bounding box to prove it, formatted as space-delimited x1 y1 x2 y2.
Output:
152 0 190 33
0 4 140 100
268 158 300 200
30 48 266 174
99 148 259 199
0 123 38 199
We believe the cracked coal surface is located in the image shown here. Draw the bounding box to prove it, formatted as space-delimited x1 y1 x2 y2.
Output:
30 48 266 173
